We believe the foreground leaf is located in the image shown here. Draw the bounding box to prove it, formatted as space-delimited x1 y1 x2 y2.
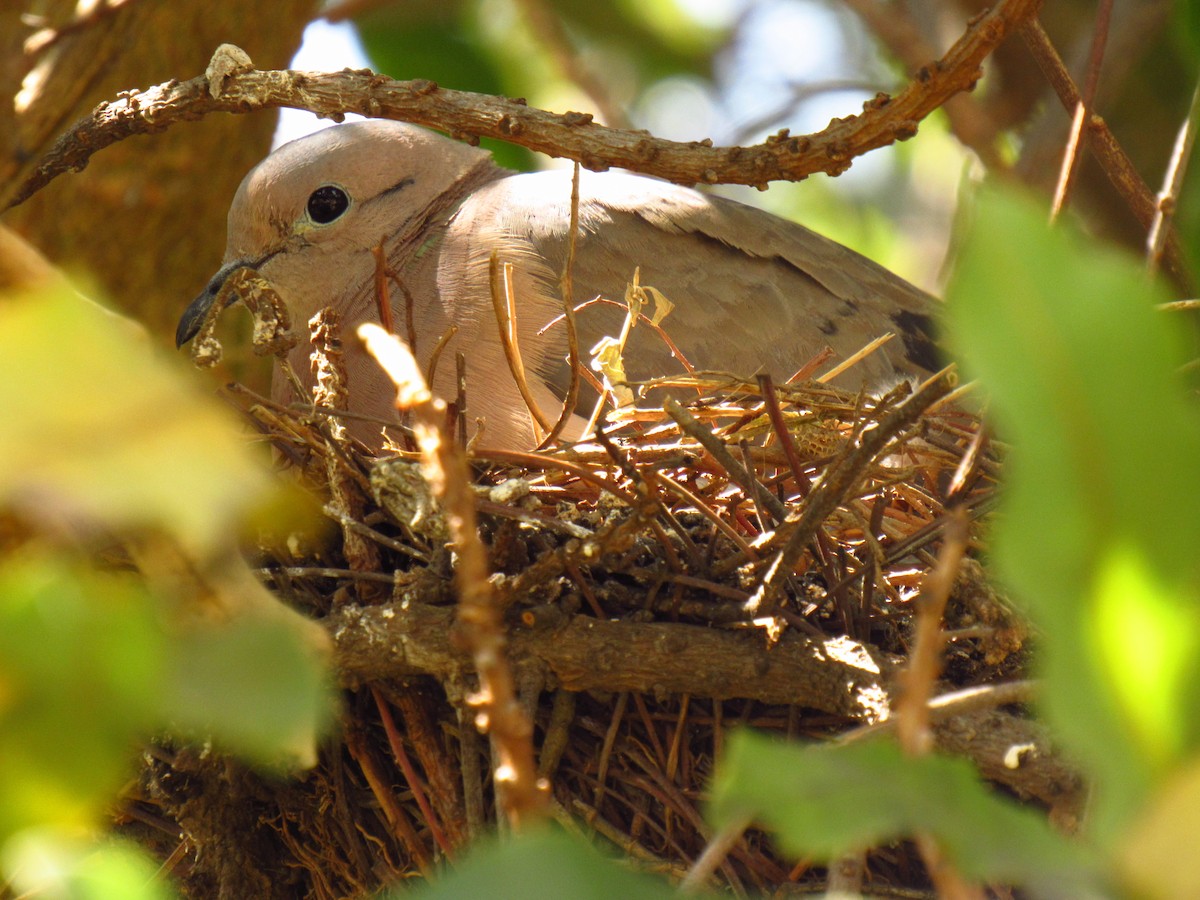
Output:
0 287 280 556
2 832 170 900
709 731 1094 889
407 828 676 900
0 556 163 844
943 185 1200 836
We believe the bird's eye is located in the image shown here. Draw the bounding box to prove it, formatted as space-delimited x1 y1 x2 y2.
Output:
307 185 350 224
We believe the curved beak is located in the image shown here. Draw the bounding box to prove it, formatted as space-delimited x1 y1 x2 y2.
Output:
175 261 254 348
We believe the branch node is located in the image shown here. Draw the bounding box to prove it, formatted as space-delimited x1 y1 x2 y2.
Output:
204 43 253 100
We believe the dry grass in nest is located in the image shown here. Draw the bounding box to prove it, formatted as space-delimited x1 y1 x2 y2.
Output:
117 336 1081 899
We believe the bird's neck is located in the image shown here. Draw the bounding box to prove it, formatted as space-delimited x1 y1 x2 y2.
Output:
397 158 509 260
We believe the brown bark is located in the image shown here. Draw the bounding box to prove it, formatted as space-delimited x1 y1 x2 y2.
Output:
2 0 319 343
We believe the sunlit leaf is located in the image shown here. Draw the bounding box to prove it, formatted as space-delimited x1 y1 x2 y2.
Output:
0 556 164 843
0 287 281 556
943 185 1200 837
407 828 676 899
1090 545 1200 767
709 731 1093 889
2 831 169 900
1122 756 1200 899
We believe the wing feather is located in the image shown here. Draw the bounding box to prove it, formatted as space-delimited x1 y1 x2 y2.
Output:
444 169 940 414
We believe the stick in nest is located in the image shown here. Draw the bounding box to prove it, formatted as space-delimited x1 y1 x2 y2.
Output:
358 321 550 829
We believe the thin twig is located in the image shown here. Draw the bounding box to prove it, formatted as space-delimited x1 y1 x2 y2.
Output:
343 726 435 877
1147 79 1200 274
896 506 976 897
664 397 788 525
359 323 550 828
1049 0 1113 220
371 242 396 335
895 506 969 755
757 374 810 494
542 162 584 448
488 253 553 436
655 473 760 561
321 503 430 562
540 296 697 374
746 370 955 616
9 0 1042 210
263 566 401 584
370 686 454 856
1020 19 1189 283
679 815 751 893
424 323 458 392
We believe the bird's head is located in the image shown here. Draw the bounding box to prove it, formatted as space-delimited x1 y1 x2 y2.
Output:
176 119 500 347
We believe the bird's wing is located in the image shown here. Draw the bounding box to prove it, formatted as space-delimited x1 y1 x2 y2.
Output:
460 170 939 397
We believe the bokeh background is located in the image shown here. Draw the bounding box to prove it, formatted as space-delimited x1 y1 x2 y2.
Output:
4 0 1196 342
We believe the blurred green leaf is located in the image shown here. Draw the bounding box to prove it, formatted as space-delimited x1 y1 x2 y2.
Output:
1172 0 1200 58
943 185 1200 838
0 285 333 880
0 555 164 844
552 0 723 78
356 5 504 92
406 827 676 899
164 614 334 770
709 731 1092 888
1121 755 1200 898
0 287 281 557
354 5 534 170
2 832 171 900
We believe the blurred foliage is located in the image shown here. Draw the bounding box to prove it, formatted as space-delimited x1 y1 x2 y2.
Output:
0 557 165 846
944 185 1200 896
348 0 948 289
401 828 679 899
2 831 169 900
7 0 1200 895
710 731 1092 889
0 286 335 897
0 289 278 557
1177 0 1200 56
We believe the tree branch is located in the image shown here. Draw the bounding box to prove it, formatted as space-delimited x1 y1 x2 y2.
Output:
9 0 1041 209
327 599 1081 810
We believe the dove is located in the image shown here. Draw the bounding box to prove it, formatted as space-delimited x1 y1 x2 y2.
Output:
177 119 939 452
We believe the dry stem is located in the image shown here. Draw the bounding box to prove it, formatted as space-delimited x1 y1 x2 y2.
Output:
10 0 1040 209
358 323 550 829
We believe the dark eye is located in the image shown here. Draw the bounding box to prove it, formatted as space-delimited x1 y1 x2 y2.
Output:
307 185 350 224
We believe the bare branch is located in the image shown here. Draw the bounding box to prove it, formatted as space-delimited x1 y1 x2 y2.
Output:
9 0 1040 209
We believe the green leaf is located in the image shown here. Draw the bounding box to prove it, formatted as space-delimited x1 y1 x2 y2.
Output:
1172 0 1200 58
709 731 1093 888
163 615 334 770
406 828 676 900
0 288 281 557
2 832 171 900
1121 755 1200 898
0 555 165 844
943 185 1200 837
552 0 725 75
353 9 534 171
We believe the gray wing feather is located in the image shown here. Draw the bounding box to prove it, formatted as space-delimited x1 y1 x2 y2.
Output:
456 170 939 402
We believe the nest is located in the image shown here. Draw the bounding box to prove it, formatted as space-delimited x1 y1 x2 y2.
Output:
115 321 1081 898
